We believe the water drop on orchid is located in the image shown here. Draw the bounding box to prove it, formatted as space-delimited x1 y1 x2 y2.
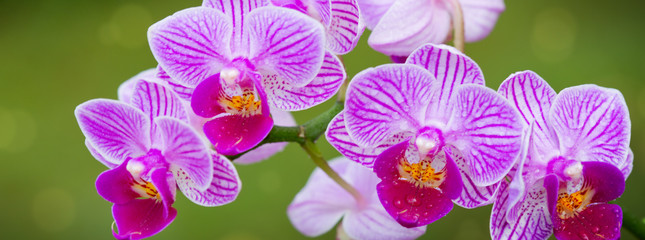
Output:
406 194 420 206
394 199 404 209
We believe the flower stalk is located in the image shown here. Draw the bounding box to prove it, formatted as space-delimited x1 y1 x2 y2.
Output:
451 0 465 52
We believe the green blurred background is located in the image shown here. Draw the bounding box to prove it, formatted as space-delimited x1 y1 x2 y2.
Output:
1 0 643 239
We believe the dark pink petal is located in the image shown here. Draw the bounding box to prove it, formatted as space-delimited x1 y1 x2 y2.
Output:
132 80 188 123
549 85 631 166
155 117 213 191
112 199 177 240
75 99 150 164
326 0 361 54
580 161 625 203
148 7 232 87
312 0 332 26
248 7 326 86
445 84 523 186
460 0 505 42
498 71 558 159
263 52 344 111
377 179 453 228
95 160 141 204
406 44 485 123
554 204 622 240
288 157 354 237
356 0 395 29
204 113 274 155
85 139 118 168
191 74 227 118
150 167 178 218
446 147 499 208
202 0 269 54
179 154 241 206
234 109 295 164
368 0 450 56
345 64 435 147
326 113 411 168
490 180 553 240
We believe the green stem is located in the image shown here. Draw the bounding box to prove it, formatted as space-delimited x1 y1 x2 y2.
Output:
300 139 363 203
623 208 645 239
451 0 465 52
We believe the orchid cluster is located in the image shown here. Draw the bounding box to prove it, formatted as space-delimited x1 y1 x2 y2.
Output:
75 0 635 239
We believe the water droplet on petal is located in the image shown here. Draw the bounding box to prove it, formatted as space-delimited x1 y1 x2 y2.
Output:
406 194 420 206
591 227 599 233
394 199 404 209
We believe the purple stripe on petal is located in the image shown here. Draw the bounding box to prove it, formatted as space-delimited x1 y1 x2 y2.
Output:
148 7 233 87
406 44 485 123
345 64 435 147
155 117 213 191
112 199 177 240
554 204 622 240
118 69 158 103
445 84 523 186
202 0 270 54
75 99 150 164
132 80 188 135
490 180 553 240
204 113 274 155
368 0 450 56
179 154 241 206
264 52 345 111
619 148 633 180
549 85 631 166
326 0 361 54
85 139 118 168
446 147 499 209
157 65 195 101
249 7 326 86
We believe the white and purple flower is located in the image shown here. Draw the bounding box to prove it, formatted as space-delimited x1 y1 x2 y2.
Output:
76 79 241 239
327 44 524 227
148 0 345 155
490 71 632 240
358 0 505 58
269 0 363 55
288 156 426 239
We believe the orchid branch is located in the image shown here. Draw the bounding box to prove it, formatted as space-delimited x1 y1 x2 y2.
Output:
622 208 645 239
451 0 465 52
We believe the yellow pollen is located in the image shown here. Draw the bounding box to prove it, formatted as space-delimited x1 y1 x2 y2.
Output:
398 159 445 188
133 180 161 200
221 92 262 116
556 189 593 219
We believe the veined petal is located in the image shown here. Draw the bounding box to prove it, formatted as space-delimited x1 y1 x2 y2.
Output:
234 108 295 164
249 7 326 86
148 7 232 87
446 147 499 208
406 44 485 123
112 199 177 240
498 71 558 159
549 85 631 166
356 0 395 29
554 203 622 240
490 180 553 240
342 204 427 240
155 117 213 191
345 64 435 147
156 66 195 101
204 113 274 155
263 52 345 111
326 112 412 168
326 0 361 55
85 139 118 168
620 148 633 179
368 0 450 56
75 99 150 164
445 84 523 186
202 0 270 54
179 154 242 206
96 160 141 205
118 69 158 103
459 0 505 42
132 80 188 136
288 157 354 237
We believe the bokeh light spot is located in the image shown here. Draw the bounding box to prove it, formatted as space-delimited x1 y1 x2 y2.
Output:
0 108 36 153
531 7 577 63
98 4 153 48
32 188 76 232
0 108 17 151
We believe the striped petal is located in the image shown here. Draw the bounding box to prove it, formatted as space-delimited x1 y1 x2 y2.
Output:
202 0 270 55
445 84 523 186
249 7 326 86
156 117 213 191
549 85 631 166
446 146 499 208
148 7 233 87
490 180 553 240
179 154 241 206
326 0 361 54
263 52 344 111
406 44 485 123
345 64 435 147
75 99 150 165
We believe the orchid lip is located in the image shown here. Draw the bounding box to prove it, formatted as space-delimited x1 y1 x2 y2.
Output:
414 127 445 159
